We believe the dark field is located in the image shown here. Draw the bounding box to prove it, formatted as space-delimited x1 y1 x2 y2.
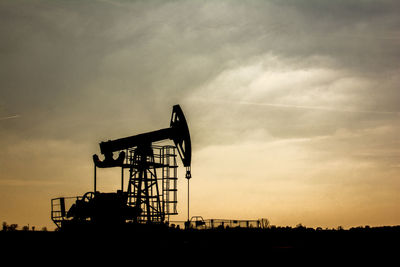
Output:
1 225 399 258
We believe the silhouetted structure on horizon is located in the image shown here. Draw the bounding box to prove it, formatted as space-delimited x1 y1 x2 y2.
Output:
51 105 192 232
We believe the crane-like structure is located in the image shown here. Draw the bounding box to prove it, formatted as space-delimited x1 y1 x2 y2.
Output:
51 105 192 230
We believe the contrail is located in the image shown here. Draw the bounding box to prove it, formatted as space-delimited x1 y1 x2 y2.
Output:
236 101 400 115
205 99 400 115
0 114 21 121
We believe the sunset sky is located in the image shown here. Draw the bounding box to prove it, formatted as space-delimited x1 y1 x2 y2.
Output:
1 0 400 230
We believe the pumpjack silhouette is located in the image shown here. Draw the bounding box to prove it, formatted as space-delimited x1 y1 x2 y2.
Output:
51 105 192 231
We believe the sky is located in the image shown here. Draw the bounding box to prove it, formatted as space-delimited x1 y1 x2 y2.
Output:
1 0 400 230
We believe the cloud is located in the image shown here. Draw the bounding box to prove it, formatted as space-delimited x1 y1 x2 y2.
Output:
1 0 399 141
1 0 399 164
0 115 20 121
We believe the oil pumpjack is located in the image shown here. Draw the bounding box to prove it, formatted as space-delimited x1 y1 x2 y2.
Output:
51 105 192 230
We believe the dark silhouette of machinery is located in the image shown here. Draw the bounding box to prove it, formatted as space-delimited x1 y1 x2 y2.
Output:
51 105 191 229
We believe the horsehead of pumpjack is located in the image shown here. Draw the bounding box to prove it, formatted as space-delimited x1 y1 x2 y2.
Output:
92 104 192 178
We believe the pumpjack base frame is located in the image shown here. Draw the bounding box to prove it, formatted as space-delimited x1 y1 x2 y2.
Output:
51 145 179 230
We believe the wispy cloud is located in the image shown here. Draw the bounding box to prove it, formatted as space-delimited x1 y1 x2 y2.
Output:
0 114 20 121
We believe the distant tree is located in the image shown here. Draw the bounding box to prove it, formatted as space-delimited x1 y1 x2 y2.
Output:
8 224 18 231
337 226 344 231
259 218 270 229
2 222 7 231
41 227 48 232
22 225 29 231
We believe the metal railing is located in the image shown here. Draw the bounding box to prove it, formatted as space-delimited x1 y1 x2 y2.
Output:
169 217 270 230
51 196 83 228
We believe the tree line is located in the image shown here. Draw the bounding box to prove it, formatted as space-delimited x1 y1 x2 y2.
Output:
2 221 47 232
